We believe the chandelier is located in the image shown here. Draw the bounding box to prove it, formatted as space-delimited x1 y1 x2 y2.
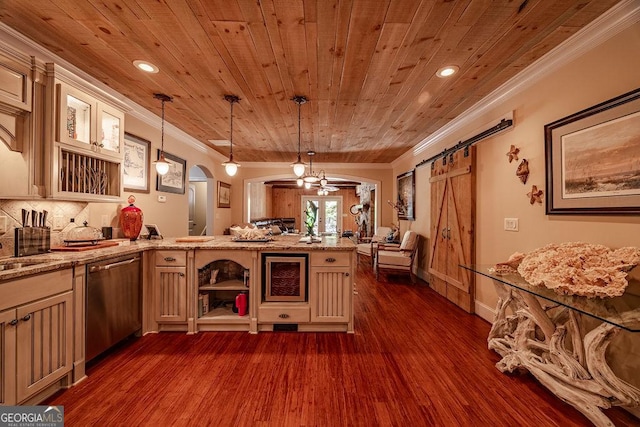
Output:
299 151 328 189
291 95 307 177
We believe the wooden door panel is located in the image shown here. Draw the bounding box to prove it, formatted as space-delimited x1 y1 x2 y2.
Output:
0 309 17 405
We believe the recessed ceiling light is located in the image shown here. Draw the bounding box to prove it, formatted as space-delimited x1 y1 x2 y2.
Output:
436 65 459 78
133 60 159 74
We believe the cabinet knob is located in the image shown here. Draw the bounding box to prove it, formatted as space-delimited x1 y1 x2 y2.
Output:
326 257 336 263
179 272 185 277
345 273 350 277
22 314 31 321
9 319 18 326
278 313 290 319
164 257 176 262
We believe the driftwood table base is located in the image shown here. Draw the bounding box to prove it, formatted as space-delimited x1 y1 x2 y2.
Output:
489 280 640 427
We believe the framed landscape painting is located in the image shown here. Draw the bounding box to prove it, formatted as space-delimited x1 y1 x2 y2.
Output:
544 88 640 215
218 181 231 208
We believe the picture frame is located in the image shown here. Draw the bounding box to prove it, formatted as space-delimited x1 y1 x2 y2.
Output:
156 150 186 194
123 133 150 193
544 87 640 215
397 169 415 220
217 181 231 208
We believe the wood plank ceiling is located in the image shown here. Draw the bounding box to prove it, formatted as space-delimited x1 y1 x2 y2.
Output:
0 0 621 163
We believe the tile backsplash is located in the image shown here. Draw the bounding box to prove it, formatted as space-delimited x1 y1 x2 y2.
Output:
0 200 89 258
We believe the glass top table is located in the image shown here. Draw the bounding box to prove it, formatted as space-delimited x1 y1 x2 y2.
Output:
461 264 640 332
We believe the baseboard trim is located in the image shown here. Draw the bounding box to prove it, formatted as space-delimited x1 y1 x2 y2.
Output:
474 299 495 323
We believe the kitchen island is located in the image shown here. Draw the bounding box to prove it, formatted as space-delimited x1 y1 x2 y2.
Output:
149 234 356 334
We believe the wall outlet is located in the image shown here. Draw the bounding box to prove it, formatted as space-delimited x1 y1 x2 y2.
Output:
504 218 519 232
0 215 6 233
53 215 65 230
158 195 167 203
101 214 109 226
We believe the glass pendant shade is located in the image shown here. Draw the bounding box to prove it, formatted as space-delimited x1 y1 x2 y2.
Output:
296 178 304 186
155 153 170 175
304 181 311 189
320 177 328 187
224 160 239 177
292 159 306 177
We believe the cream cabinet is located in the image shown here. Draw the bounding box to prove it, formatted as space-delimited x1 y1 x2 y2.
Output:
309 252 353 328
56 81 124 158
45 63 127 201
154 251 188 328
0 269 73 405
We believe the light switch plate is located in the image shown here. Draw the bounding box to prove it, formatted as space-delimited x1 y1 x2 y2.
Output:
0 215 7 233
504 218 519 232
158 195 167 203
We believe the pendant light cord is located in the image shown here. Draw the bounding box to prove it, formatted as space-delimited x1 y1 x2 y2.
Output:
224 95 240 161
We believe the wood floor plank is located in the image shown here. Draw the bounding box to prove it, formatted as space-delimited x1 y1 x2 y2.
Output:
46 262 638 426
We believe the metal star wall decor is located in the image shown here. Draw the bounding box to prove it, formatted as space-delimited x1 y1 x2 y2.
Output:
506 144 520 163
516 159 529 184
527 185 544 205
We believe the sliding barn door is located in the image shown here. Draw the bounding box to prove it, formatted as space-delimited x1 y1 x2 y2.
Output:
428 146 476 313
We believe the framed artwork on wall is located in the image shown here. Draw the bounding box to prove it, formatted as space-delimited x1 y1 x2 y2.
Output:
397 169 415 221
123 133 150 193
545 87 640 215
156 150 186 194
218 181 231 208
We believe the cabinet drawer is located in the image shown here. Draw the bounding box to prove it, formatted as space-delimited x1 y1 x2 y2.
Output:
155 251 187 266
310 251 351 267
259 305 310 323
0 269 72 311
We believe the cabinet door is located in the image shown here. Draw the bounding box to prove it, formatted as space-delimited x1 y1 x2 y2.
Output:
57 83 94 147
155 267 187 322
16 291 73 403
310 267 351 323
0 309 17 406
97 102 124 154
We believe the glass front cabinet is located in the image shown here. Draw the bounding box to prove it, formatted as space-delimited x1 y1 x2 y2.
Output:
46 63 126 201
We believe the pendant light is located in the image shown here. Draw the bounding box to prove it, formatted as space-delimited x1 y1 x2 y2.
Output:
291 95 307 177
222 94 241 176
153 93 173 175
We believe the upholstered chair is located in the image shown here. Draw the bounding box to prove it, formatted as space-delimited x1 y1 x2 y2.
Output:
356 226 392 268
375 230 419 282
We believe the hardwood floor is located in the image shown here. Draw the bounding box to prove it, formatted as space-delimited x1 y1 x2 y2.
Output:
47 262 638 426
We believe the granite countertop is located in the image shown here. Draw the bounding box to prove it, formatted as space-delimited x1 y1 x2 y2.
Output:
0 234 355 281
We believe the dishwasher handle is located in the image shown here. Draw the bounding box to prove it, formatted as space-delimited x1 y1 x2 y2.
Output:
89 257 140 273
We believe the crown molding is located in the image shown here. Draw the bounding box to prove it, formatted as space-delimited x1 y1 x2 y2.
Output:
392 0 640 169
0 22 213 157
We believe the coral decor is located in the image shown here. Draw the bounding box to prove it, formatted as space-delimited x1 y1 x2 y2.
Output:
120 195 143 240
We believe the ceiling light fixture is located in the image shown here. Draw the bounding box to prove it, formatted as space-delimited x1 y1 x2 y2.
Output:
133 60 159 74
291 95 308 177
152 93 173 176
436 65 459 78
222 94 241 177
303 151 327 184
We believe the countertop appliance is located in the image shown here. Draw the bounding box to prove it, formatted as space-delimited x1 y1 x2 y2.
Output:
86 254 141 362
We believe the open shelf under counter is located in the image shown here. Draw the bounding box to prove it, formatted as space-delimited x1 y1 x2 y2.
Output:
198 279 248 292
196 305 252 332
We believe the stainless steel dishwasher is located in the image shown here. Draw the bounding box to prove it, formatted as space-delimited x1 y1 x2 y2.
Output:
86 253 141 362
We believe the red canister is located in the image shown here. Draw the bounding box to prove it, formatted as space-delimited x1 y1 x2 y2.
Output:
235 292 247 316
120 195 143 240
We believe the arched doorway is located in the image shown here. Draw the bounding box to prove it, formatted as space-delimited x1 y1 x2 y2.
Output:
188 165 215 236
